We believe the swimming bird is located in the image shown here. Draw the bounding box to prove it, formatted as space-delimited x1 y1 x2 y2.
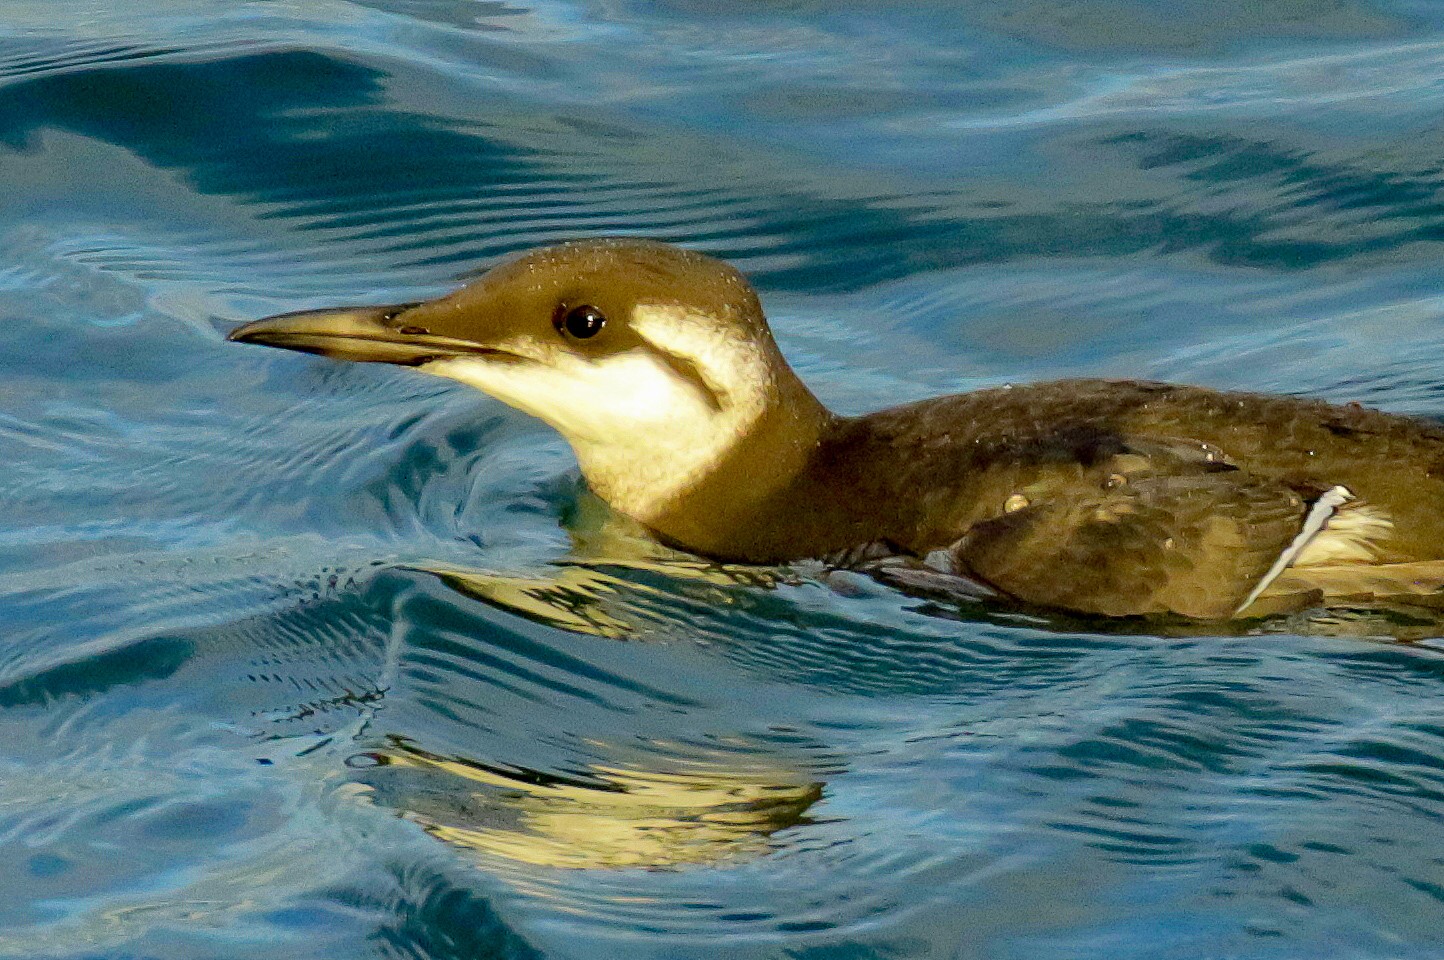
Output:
229 239 1444 620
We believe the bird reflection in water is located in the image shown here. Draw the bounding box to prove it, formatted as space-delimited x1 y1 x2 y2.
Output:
347 736 824 870
414 488 795 640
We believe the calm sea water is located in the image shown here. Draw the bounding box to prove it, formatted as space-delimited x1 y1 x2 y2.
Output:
6 0 1444 956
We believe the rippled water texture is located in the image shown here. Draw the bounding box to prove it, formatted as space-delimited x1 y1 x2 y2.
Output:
7 0 1444 956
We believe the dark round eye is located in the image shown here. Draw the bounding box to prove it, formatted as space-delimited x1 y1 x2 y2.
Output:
555 304 606 340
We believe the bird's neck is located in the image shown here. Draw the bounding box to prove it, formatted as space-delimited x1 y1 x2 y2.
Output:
577 360 838 559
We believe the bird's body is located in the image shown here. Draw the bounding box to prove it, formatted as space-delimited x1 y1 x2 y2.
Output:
679 379 1444 617
230 239 1444 620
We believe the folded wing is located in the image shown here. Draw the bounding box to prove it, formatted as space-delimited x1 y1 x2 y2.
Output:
952 470 1312 619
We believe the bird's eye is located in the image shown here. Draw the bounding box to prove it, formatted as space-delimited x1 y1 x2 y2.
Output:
555 304 606 340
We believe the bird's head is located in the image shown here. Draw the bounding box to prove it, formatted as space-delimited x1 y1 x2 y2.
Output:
230 239 827 522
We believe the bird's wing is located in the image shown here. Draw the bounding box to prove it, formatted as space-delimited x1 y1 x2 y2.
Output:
950 470 1315 619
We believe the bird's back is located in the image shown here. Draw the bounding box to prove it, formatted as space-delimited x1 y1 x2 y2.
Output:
815 379 1444 565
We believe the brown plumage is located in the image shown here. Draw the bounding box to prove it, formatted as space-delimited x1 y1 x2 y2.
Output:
229 239 1444 620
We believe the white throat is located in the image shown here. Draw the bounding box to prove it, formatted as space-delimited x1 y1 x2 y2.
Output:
424 304 776 524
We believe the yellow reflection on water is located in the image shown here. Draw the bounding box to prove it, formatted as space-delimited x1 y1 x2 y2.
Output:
354 739 824 870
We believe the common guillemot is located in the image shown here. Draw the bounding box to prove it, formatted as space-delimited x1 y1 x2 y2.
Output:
229 239 1444 620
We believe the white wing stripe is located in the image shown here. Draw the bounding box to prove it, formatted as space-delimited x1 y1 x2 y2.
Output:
1236 485 1353 615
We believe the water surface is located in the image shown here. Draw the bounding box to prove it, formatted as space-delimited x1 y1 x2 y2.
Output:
5 0 1444 956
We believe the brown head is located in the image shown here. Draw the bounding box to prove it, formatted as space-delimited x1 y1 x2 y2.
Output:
229 239 831 527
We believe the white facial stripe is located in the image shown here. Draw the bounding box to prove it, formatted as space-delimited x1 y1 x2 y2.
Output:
629 303 771 420
422 309 774 522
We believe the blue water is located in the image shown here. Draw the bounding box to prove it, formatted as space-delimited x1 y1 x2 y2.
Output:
6 0 1444 956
